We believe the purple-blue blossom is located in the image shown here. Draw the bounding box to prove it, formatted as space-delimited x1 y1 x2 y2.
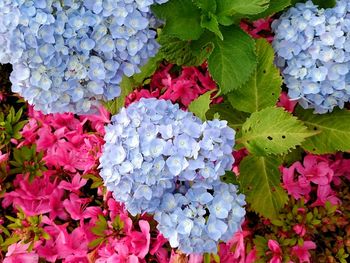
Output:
0 0 169 114
272 0 350 113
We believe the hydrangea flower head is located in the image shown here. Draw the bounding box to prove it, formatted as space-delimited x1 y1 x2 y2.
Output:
154 180 246 254
99 98 236 215
272 0 350 113
1 0 168 114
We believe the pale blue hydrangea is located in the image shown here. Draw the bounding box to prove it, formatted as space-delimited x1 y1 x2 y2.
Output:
154 180 246 254
99 98 235 203
272 0 350 113
0 0 20 63
1 0 168 114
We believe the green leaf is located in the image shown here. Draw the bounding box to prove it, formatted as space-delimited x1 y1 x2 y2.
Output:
201 14 223 40
152 0 203 40
208 26 257 93
296 107 350 154
240 107 316 155
158 34 214 66
292 0 336 8
250 0 291 20
193 0 217 13
103 76 134 115
88 237 105 249
132 53 163 86
188 90 214 121
216 0 270 16
239 155 288 219
228 39 282 113
206 101 250 137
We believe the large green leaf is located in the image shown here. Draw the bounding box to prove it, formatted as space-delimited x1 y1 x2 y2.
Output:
239 156 288 219
188 91 214 121
216 0 270 16
208 26 257 94
152 0 203 40
296 107 350 154
228 39 282 113
240 107 316 155
250 0 291 20
158 34 214 66
193 0 217 13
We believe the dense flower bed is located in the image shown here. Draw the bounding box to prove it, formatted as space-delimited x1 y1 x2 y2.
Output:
1 0 350 262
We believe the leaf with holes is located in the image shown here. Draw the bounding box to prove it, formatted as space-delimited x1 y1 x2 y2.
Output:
227 39 282 113
239 107 316 156
296 107 350 154
208 26 257 93
239 155 288 219
152 0 203 40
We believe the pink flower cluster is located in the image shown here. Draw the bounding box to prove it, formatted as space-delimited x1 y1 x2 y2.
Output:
125 63 222 108
240 18 274 43
1 107 181 262
282 154 350 206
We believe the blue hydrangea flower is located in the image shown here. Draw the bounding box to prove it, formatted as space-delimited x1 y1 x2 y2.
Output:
99 98 236 214
0 0 20 64
154 180 246 254
272 0 350 113
1 0 168 114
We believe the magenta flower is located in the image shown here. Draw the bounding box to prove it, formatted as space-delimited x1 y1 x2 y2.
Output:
291 241 316 263
3 172 63 216
4 242 39 263
267 240 282 263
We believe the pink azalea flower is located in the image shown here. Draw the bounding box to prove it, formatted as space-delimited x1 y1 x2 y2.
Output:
63 193 102 222
311 185 340 207
291 241 316 263
0 150 8 163
277 92 298 113
188 254 203 263
240 18 274 42
282 164 311 200
297 155 333 186
129 220 151 259
293 224 306 237
2 172 63 216
58 173 87 193
268 240 282 263
4 242 39 263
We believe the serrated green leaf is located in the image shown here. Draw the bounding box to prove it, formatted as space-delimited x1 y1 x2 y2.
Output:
103 76 134 115
193 0 216 13
296 107 350 154
217 0 270 16
240 107 316 155
158 34 214 66
152 0 203 40
208 26 257 93
201 14 223 40
188 90 214 121
228 39 282 113
250 0 291 20
206 101 250 137
239 155 288 219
